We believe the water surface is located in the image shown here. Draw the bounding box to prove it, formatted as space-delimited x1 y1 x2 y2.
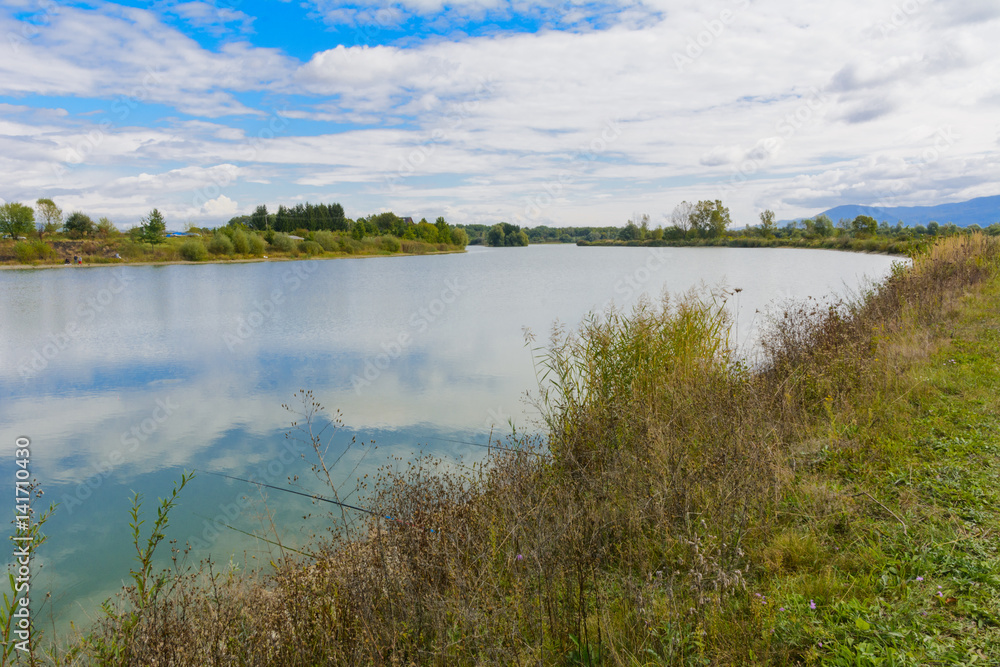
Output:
0 245 903 635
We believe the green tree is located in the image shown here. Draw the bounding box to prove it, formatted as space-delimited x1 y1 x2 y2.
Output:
63 211 94 237
139 209 166 249
759 210 776 239
851 215 878 237
0 202 35 239
813 214 834 238
486 224 505 247
96 216 118 239
435 216 450 241
351 220 366 241
450 227 469 247
690 200 731 238
250 204 269 231
618 221 641 241
35 198 62 236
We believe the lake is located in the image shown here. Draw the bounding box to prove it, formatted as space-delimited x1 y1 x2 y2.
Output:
0 244 903 638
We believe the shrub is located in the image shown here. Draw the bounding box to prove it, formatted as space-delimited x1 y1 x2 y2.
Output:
13 240 57 263
231 229 250 254
338 238 361 254
401 240 428 254
207 233 235 255
299 240 324 256
119 240 146 259
380 235 401 253
179 239 208 261
248 233 266 256
313 230 337 251
269 233 294 252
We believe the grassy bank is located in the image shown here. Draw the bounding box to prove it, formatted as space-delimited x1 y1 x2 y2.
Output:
23 236 1000 665
577 234 926 255
0 231 464 269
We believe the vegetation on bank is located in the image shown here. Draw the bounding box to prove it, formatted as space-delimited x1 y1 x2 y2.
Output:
575 203 1000 255
5 234 994 665
456 200 1000 249
0 199 468 266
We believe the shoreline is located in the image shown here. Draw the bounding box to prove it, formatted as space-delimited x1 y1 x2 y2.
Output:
0 247 467 271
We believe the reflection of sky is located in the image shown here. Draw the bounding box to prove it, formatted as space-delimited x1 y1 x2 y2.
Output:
0 246 904 637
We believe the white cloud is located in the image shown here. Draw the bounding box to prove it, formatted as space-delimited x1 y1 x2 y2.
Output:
0 0 998 225
203 194 239 217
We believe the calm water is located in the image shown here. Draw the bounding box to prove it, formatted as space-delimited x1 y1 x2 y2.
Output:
0 245 903 636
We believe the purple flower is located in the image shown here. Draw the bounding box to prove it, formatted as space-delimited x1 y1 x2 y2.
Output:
916 576 923 582
779 607 785 612
809 600 816 610
516 554 523 561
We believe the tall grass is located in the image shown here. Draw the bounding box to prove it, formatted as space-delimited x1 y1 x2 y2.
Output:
68 235 1000 665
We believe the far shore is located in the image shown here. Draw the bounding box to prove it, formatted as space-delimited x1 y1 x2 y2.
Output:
0 247 467 271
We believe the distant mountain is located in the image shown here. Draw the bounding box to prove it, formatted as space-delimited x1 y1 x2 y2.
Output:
813 195 1000 228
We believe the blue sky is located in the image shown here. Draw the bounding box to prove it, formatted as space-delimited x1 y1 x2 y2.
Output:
1 0 999 228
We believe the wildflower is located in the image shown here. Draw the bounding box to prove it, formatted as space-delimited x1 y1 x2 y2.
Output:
779 607 785 612
937 591 943 597
516 554 523 561
916 576 923 582
809 600 816 610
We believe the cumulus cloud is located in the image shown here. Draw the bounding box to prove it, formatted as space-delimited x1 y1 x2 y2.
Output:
203 194 239 217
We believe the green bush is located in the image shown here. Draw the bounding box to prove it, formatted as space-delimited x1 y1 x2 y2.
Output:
299 240 324 256
231 229 250 254
450 227 469 247
314 230 337 251
179 239 208 261
119 240 146 259
208 233 235 255
248 233 266 256
380 236 401 253
269 233 294 252
337 238 360 254
13 240 57 263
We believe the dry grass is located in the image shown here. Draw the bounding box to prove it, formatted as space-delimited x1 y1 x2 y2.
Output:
58 234 1000 666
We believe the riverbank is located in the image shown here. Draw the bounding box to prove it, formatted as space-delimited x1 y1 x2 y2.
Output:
33 235 1000 665
0 245 466 271
578 234 926 255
